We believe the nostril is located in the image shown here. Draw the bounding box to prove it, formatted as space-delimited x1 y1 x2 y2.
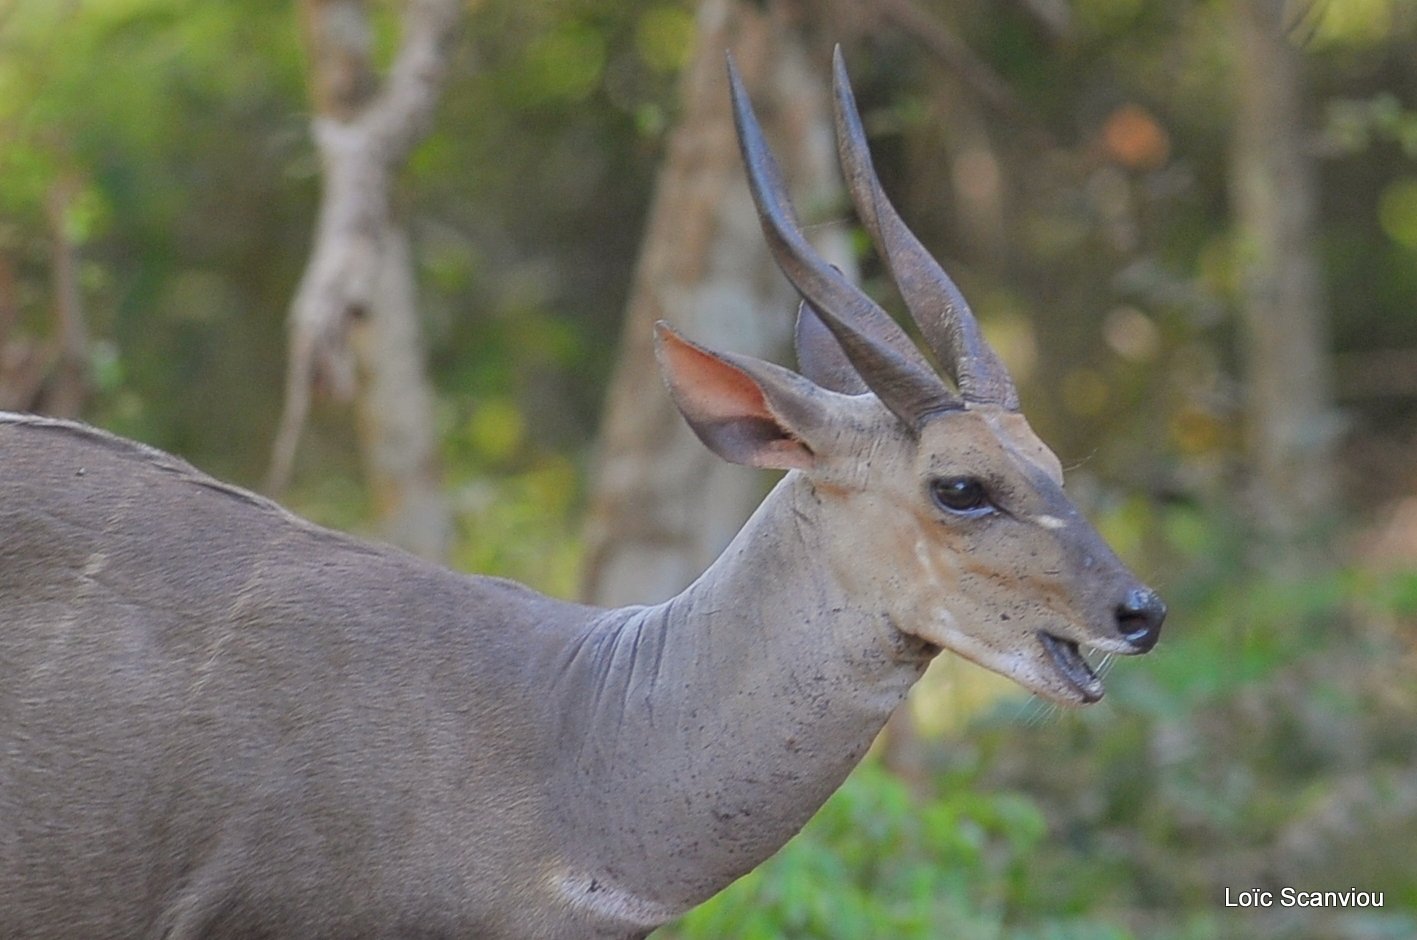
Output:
1115 587 1166 652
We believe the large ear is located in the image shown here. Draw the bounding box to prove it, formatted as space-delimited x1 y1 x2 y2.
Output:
654 322 832 471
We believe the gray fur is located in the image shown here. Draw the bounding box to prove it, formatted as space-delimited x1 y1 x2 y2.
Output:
0 412 926 938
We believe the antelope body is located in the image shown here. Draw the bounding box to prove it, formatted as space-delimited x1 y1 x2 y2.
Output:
0 52 1163 939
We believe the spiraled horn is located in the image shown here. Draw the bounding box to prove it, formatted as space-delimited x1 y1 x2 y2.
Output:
727 54 960 431
831 46 1019 410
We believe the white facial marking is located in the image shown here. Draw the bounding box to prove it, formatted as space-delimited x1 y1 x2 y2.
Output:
554 870 682 929
1034 514 1065 530
914 538 959 590
923 614 1035 685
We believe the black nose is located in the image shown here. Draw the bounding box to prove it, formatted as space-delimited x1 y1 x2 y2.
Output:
1115 587 1165 652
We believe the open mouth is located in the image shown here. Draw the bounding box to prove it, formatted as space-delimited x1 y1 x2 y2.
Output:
1038 631 1105 703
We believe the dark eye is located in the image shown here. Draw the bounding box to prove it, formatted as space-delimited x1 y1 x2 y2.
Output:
930 476 992 516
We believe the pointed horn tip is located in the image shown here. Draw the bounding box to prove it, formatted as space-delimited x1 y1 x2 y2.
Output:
829 50 873 192
724 50 745 90
724 53 754 136
831 45 857 103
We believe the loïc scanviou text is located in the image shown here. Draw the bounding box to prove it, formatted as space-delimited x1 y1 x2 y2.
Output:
1224 887 1384 908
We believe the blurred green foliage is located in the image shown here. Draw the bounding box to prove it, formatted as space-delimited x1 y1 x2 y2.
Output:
663 762 1045 940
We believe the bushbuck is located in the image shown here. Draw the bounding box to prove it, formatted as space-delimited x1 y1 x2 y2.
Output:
0 50 1163 939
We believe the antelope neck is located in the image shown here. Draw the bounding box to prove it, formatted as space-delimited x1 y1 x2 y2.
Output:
550 471 932 920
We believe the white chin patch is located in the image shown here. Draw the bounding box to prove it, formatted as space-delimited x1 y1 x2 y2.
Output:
922 609 1097 705
554 870 681 930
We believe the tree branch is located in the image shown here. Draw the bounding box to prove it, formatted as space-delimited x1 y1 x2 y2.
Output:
44 177 90 417
368 0 464 160
267 0 462 494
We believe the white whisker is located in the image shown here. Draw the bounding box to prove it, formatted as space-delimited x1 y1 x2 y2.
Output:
1018 695 1060 728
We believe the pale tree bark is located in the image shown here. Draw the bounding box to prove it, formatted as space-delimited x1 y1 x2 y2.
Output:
1230 0 1337 551
580 0 855 607
43 178 90 419
268 0 460 561
0 180 91 416
0 274 50 412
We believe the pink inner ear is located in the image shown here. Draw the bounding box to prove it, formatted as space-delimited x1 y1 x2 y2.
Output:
660 331 772 422
658 328 814 471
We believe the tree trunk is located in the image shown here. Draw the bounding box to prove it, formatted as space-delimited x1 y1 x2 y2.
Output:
269 0 460 561
0 182 91 417
1230 0 1337 553
580 0 853 607
351 224 449 559
44 178 91 419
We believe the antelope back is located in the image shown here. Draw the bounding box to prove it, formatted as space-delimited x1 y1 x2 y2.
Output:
0 414 588 937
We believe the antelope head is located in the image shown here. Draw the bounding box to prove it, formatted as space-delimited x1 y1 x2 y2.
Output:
655 50 1164 705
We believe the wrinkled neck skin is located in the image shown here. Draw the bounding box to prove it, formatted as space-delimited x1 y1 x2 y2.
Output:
548 472 934 930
